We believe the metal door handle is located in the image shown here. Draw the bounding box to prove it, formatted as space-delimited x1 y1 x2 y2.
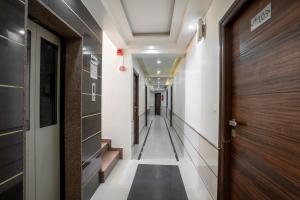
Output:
229 119 247 128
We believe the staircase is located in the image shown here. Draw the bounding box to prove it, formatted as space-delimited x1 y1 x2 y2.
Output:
99 139 123 183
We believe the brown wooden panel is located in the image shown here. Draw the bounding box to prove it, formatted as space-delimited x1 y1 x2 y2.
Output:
82 94 101 116
0 0 25 44
231 0 300 96
82 133 101 163
82 171 100 200
0 88 23 132
82 152 101 185
232 92 300 142
0 180 23 199
0 132 23 183
0 37 24 86
82 114 101 141
226 0 300 199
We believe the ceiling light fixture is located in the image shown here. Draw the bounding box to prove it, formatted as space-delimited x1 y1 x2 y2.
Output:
83 47 87 51
148 46 155 50
18 30 25 35
157 60 161 64
188 25 195 30
157 70 161 74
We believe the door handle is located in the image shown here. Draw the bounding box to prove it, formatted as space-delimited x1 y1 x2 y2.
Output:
229 119 247 138
229 119 247 128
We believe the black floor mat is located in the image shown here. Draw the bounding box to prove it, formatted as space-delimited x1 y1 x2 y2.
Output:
127 164 188 200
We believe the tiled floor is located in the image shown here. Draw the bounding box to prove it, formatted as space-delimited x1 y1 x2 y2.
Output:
91 116 212 200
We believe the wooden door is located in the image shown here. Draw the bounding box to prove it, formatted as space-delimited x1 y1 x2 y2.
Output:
133 71 139 144
170 86 173 126
145 86 148 126
155 93 161 115
219 0 300 199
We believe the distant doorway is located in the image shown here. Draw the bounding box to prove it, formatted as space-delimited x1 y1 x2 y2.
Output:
155 93 161 115
133 71 139 144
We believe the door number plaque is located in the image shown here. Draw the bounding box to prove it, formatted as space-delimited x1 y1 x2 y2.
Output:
251 3 271 32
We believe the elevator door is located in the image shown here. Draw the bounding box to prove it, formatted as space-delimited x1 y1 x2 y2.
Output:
26 20 61 200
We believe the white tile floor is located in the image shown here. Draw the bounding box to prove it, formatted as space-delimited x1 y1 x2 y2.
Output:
91 116 213 200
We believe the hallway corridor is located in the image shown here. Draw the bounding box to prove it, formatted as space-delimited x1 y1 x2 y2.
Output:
91 116 213 200
139 116 177 161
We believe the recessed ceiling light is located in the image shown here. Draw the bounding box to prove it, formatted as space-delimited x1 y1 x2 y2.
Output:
157 70 161 74
18 30 25 35
148 46 155 50
83 47 87 51
157 60 161 64
188 25 195 30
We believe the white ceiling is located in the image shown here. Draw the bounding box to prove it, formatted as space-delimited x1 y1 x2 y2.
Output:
138 56 177 76
82 0 212 89
121 0 174 35
83 0 212 50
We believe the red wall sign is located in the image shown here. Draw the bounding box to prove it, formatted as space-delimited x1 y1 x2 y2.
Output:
117 48 123 56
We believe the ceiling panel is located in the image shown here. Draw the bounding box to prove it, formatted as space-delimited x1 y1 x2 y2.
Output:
137 56 177 76
121 0 175 35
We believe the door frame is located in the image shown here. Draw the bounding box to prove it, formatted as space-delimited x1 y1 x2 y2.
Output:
170 86 173 126
218 0 253 200
154 93 161 115
133 69 139 144
145 86 148 126
26 19 62 200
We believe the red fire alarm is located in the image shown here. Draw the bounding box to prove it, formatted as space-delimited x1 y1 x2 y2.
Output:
117 48 123 56
119 65 126 72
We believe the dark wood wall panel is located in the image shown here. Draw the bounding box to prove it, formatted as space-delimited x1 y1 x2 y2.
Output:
81 50 102 200
40 0 101 42
82 133 101 163
0 180 23 199
224 0 300 199
0 88 23 132
82 153 101 185
0 132 23 184
82 71 102 94
82 114 101 140
0 38 24 87
0 0 25 44
82 95 101 115
0 0 25 197
82 172 100 200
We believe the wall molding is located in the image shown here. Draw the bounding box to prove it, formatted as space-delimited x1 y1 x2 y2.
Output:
172 112 219 150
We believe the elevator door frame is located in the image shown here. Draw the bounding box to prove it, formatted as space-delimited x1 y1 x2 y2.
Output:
26 19 61 200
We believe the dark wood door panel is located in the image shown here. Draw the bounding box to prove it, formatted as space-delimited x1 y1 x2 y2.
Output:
232 92 300 141
231 139 300 199
231 0 300 59
221 0 300 199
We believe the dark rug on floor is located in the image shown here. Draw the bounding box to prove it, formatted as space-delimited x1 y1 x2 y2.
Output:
127 164 188 200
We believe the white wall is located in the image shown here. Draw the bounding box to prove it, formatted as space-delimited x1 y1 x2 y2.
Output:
173 0 235 147
172 0 235 199
102 32 133 159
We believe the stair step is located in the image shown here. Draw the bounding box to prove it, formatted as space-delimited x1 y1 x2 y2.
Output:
100 150 120 183
100 142 109 154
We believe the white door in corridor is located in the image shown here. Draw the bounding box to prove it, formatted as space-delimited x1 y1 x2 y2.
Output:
26 20 61 200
